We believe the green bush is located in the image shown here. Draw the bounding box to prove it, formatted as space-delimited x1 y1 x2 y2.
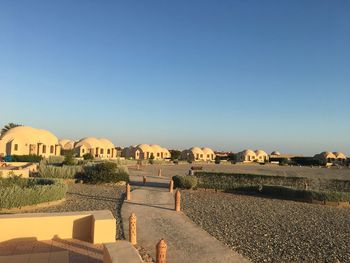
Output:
231 185 350 202
195 172 310 190
172 175 198 189
8 155 43 163
63 150 76 165
82 162 129 184
38 162 83 179
195 172 350 193
47 156 65 165
0 178 67 209
83 153 94 160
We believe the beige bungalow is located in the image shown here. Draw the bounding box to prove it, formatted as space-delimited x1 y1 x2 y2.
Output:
314 151 346 165
0 126 61 158
255 150 269 163
59 139 75 150
201 147 216 161
181 147 216 162
236 149 257 163
122 144 170 160
74 137 117 159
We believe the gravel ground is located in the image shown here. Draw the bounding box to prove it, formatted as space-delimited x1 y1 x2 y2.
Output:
27 183 126 239
182 190 350 263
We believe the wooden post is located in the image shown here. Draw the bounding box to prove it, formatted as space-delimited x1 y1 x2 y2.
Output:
175 190 181 212
158 169 162 177
126 183 131 201
156 239 167 263
143 176 147 185
129 213 137 245
169 180 173 193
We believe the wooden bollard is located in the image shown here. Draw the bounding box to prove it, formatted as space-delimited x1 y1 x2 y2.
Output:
143 176 147 185
158 169 162 177
175 190 181 212
156 239 167 263
169 180 173 193
129 213 137 245
126 183 131 201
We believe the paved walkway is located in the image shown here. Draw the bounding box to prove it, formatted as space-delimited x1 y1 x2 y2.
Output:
122 171 250 263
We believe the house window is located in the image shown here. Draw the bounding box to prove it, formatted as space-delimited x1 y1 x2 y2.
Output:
200 154 203 158
100 149 104 154
107 149 111 154
50 145 54 154
14 144 18 151
42 145 46 154
207 154 209 158
157 153 160 157
82 149 85 153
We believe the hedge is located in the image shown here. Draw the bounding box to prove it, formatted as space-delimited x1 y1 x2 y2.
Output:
172 175 198 189
81 162 129 184
38 162 83 179
195 172 310 190
6 155 43 163
0 178 67 209
195 172 350 193
230 185 350 202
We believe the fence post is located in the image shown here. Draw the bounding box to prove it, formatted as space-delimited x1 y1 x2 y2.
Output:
156 239 167 263
129 213 137 245
143 176 147 185
169 180 173 193
126 183 131 201
175 190 181 212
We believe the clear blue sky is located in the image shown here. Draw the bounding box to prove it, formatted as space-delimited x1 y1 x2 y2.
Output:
0 0 349 155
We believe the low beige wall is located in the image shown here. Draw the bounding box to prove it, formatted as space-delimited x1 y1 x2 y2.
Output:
0 210 116 244
0 168 29 178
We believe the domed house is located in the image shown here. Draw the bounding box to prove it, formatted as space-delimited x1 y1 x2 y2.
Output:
270 151 281 156
122 144 170 160
0 126 61 158
255 150 269 163
201 147 216 161
74 137 116 159
181 147 206 162
59 139 75 150
314 151 336 165
334 152 347 164
314 151 347 165
236 149 257 163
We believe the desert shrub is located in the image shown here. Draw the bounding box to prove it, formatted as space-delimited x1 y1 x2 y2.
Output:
195 172 310 190
63 150 76 165
291 157 323 166
83 153 94 160
195 172 350 193
0 178 67 209
170 150 181 161
231 185 350 202
172 175 198 189
38 161 83 179
47 156 65 165
8 155 43 163
82 162 129 184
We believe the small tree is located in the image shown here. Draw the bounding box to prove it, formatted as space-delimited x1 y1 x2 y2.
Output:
63 150 75 165
83 153 94 160
149 153 155 164
169 150 181 161
215 156 221 164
